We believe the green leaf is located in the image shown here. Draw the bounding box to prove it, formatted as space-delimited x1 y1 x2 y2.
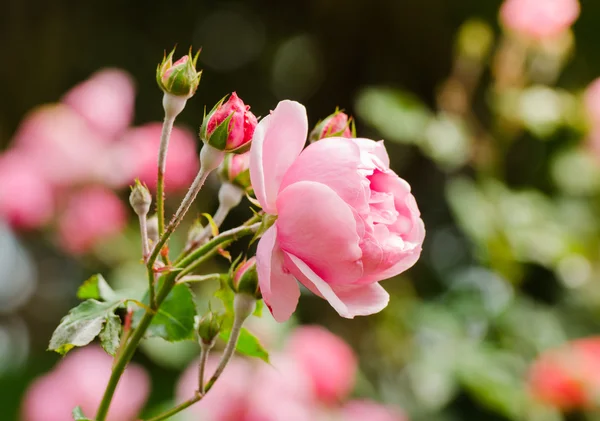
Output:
99 313 122 356
219 327 269 363
72 406 93 420
48 299 121 355
77 274 117 301
134 283 196 342
214 278 234 314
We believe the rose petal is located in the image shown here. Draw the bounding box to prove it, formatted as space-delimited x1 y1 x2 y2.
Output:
249 101 308 213
276 181 363 285
256 225 300 322
287 253 390 318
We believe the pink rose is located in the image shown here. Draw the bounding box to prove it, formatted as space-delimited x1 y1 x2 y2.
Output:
110 123 199 190
250 101 425 321
21 346 149 421
57 187 126 254
499 0 580 41
62 69 135 139
0 151 55 229
201 92 258 153
341 400 408 421
286 325 357 404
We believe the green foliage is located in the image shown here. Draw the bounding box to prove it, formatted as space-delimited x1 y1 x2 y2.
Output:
133 283 197 342
77 274 118 301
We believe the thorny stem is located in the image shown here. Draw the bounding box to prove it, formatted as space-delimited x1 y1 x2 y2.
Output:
156 116 175 239
95 223 260 421
198 341 213 394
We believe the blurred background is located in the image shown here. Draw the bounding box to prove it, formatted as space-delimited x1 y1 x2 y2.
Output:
3 0 600 420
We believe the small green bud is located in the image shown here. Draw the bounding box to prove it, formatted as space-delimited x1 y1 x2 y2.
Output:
156 47 202 98
129 180 152 216
197 311 223 346
229 257 261 299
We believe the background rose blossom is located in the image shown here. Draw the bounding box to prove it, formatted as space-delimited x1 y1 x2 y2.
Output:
21 346 150 421
499 0 580 40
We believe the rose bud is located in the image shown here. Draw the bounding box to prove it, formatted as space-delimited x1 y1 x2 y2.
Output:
197 311 224 347
309 109 353 142
129 179 152 216
200 93 258 154
218 152 251 191
156 47 202 99
229 257 261 299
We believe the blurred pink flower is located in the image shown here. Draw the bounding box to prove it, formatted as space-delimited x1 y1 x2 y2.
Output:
176 354 315 421
22 346 150 421
111 123 198 190
12 104 109 186
499 0 580 40
62 69 135 140
287 325 357 404
528 338 600 411
250 101 425 321
57 187 126 254
177 356 255 421
0 151 54 229
341 400 408 421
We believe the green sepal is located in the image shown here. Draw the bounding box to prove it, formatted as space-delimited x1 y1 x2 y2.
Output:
199 94 229 141
206 113 234 151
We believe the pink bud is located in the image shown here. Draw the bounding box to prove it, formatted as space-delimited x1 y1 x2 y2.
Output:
286 325 357 404
499 0 580 41
156 48 202 98
230 257 261 297
57 187 126 254
201 92 258 153
309 110 353 142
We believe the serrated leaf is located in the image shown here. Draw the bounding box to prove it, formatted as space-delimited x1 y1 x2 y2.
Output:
49 299 121 355
133 283 196 342
72 406 93 420
214 278 234 313
77 274 117 301
100 313 122 356
219 327 269 363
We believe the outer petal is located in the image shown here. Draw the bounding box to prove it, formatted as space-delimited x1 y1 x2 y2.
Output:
287 254 389 318
279 137 369 214
249 101 308 213
256 224 300 322
276 181 363 285
351 138 390 167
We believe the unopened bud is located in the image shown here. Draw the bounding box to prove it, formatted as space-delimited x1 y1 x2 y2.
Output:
200 92 257 153
156 47 202 99
229 257 261 299
309 110 353 142
218 152 251 191
129 180 152 216
197 311 223 346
